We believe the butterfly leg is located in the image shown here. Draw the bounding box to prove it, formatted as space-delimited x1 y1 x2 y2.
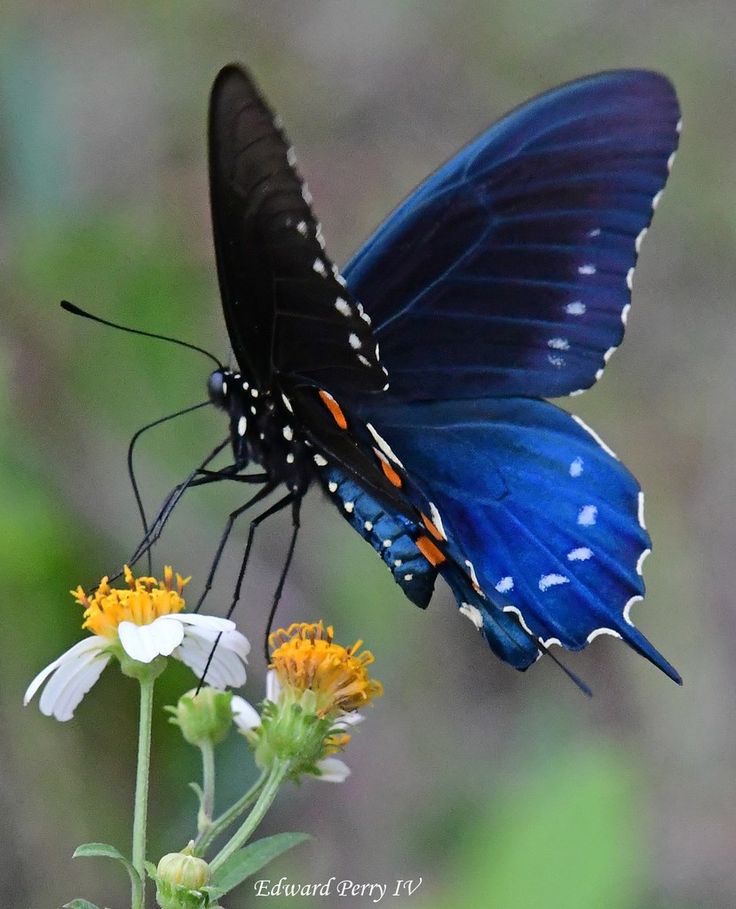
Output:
197 491 299 689
263 497 302 658
192 480 280 613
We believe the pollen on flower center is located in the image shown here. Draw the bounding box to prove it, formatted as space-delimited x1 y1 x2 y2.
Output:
268 622 383 716
75 565 190 638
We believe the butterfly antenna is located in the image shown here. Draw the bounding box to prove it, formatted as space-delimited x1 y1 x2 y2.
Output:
60 300 223 369
127 400 213 573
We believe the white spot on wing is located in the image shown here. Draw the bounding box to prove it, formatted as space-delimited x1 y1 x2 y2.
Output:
548 354 565 367
621 303 631 326
313 454 327 467
548 337 570 350
569 457 584 477
328 481 338 493
626 268 634 290
586 627 622 643
502 604 534 636
567 547 593 561
566 301 586 316
428 502 447 540
335 297 351 317
636 547 651 576
281 394 294 413
539 573 570 592
465 559 480 588
349 333 362 350
286 453 295 464
283 426 293 441
312 258 327 277
635 228 647 253
578 505 598 527
358 354 371 367
623 595 643 625
637 491 647 529
344 501 354 513
571 414 619 460
495 576 514 594
365 423 404 467
460 602 484 630
588 228 601 238
403 573 414 581
286 147 297 166
237 416 247 436
667 151 677 172
652 190 663 210
296 220 308 236
578 264 596 275
364 521 373 532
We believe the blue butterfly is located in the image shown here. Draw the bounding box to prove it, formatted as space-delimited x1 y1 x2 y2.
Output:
204 66 681 683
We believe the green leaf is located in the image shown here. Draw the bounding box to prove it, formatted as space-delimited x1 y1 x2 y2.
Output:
73 842 143 906
63 901 101 909
210 833 310 895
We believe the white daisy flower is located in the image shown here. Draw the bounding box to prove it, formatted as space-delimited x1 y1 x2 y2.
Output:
24 566 249 721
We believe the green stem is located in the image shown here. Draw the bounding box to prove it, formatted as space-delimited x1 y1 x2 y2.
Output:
198 740 216 832
193 769 268 857
209 762 289 873
131 675 155 909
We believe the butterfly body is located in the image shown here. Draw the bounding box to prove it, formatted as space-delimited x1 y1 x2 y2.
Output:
207 64 682 683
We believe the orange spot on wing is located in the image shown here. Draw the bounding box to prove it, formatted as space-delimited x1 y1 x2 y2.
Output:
318 389 348 430
416 535 446 567
421 512 443 541
373 448 404 489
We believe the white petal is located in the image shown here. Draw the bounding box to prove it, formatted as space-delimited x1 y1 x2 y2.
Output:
231 696 261 731
174 626 247 688
175 614 237 634
314 757 351 783
119 617 184 663
38 646 111 722
265 669 282 703
44 654 112 721
24 637 107 706
333 711 364 730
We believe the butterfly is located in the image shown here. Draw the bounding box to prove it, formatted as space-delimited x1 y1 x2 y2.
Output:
204 63 681 683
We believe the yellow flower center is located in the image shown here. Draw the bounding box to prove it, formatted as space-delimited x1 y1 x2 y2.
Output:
75 565 190 638
268 622 383 717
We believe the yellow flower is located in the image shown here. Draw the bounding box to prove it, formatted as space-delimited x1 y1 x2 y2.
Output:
268 622 383 717
77 565 189 638
233 622 383 783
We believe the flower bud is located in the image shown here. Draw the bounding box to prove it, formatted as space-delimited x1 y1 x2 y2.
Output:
169 688 234 747
155 851 211 909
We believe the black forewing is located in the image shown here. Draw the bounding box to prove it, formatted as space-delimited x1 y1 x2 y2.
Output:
208 65 386 394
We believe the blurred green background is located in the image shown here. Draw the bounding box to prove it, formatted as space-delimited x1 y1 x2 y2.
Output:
2 1 733 907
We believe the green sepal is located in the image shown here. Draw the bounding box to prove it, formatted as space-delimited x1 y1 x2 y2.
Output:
208 832 310 897
73 842 143 907
63 900 101 909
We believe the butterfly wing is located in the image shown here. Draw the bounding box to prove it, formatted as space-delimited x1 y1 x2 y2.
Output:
352 396 679 681
344 70 680 401
208 65 387 394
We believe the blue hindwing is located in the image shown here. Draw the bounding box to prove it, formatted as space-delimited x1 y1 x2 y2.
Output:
354 396 680 682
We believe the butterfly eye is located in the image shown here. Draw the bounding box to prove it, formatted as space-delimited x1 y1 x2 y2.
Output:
207 369 228 406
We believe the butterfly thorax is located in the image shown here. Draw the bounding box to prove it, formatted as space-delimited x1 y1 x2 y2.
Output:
208 368 314 494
